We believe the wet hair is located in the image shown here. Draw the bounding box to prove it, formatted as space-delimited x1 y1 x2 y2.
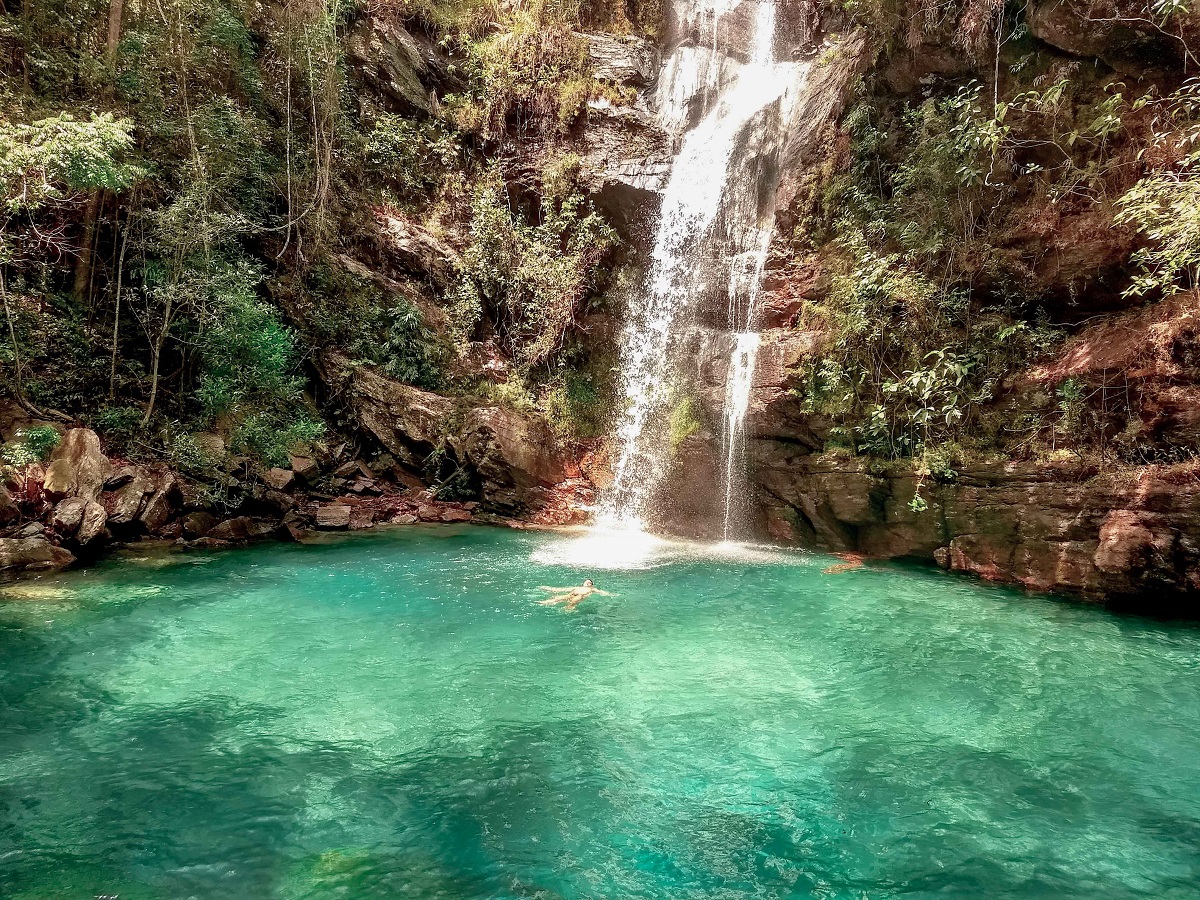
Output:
583 579 594 587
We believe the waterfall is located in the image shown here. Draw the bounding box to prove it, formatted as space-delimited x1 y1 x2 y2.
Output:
599 0 807 537
721 332 761 539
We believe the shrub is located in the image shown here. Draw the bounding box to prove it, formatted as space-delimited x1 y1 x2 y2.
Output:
0 426 61 467
543 370 610 439
455 168 615 367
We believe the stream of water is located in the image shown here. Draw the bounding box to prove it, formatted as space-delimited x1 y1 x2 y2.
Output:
601 0 805 535
2 527 1200 898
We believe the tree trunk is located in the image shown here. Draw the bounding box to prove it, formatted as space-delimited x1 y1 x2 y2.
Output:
107 0 124 59
72 190 100 306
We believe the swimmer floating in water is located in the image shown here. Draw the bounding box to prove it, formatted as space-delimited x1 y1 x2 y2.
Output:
537 579 610 611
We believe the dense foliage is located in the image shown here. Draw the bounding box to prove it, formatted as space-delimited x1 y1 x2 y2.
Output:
0 0 622 477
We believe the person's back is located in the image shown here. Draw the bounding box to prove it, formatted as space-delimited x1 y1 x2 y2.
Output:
537 579 610 611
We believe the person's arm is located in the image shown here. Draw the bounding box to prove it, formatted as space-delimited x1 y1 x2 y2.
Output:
593 589 612 596
538 586 572 591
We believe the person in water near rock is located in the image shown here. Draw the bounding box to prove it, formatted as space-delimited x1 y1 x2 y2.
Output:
537 579 610 611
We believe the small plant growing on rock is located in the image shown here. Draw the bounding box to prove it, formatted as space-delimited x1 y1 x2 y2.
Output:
0 426 61 467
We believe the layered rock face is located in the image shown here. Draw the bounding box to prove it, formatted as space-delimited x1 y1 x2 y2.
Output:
756 451 1200 611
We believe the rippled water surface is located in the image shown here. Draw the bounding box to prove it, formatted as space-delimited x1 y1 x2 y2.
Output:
2 526 1200 898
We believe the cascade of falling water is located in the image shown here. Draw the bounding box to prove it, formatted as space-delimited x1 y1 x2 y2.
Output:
598 0 807 539
720 331 761 539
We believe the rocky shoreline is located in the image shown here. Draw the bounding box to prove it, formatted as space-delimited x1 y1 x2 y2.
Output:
0 426 591 578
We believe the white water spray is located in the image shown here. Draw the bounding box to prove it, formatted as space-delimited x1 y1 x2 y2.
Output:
598 0 807 538
721 331 761 539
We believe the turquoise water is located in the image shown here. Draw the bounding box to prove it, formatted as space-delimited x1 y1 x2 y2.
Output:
2 526 1200 898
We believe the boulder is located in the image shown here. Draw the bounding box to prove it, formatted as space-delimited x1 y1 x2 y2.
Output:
290 455 319 481
349 507 376 530
455 406 573 515
51 497 88 534
105 472 156 525
43 428 111 501
182 511 218 539
206 516 255 542
76 500 108 545
263 490 297 514
440 508 472 523
0 482 17 524
262 467 296 492
321 352 456 469
139 475 179 533
0 536 74 572
316 504 352 529
343 15 450 114
373 212 463 293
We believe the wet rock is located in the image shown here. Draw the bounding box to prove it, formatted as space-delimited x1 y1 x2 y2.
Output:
206 516 255 542
182 511 218 539
755 453 1200 610
392 513 419 525
0 536 74 572
316 504 352 529
416 504 441 522
349 507 376 530
262 467 296 492
440 508 472 523
583 33 658 85
106 472 155 525
43 428 111 501
574 103 672 227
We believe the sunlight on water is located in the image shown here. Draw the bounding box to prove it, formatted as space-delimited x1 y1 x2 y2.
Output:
530 526 803 570
3 527 1200 899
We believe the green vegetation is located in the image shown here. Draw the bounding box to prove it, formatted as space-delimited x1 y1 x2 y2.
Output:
0 426 61 467
667 395 703 454
455 157 616 368
0 0 620 482
792 9 1200 464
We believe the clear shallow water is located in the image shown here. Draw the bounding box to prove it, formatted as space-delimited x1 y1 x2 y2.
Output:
2 527 1200 899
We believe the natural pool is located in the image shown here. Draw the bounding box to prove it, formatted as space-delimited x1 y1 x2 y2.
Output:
1 526 1199 898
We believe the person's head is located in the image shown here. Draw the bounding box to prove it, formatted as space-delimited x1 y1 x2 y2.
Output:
583 579 594 588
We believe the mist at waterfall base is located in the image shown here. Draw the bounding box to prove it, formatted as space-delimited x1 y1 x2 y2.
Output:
5 526 1200 898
